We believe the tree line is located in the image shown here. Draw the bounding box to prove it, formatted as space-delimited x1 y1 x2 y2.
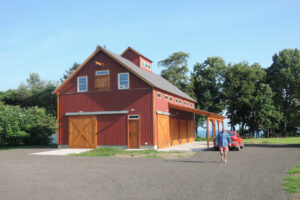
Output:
0 47 299 145
158 48 299 138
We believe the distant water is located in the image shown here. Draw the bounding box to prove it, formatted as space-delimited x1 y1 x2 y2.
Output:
196 127 264 138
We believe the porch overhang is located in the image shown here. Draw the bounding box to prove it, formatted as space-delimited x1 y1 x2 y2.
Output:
169 103 226 148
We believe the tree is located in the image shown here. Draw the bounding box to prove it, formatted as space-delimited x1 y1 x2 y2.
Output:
192 57 226 114
266 48 300 136
223 62 266 134
26 73 45 90
158 52 190 93
60 62 80 82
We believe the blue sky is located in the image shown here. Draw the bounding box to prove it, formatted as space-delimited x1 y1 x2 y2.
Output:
0 0 299 91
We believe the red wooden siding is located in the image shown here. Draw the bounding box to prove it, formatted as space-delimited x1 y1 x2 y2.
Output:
155 89 195 113
58 50 153 147
121 49 140 67
97 114 127 145
60 51 148 93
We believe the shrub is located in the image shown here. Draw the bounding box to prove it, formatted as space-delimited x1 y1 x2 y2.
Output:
0 101 56 145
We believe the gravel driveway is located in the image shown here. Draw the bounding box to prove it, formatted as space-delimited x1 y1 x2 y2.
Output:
0 144 299 200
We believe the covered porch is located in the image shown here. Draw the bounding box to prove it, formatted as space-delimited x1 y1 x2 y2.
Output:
169 103 226 148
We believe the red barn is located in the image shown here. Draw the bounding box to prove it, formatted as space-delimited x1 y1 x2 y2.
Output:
53 47 225 149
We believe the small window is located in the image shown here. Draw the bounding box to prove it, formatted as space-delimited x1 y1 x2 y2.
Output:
184 101 187 105
96 70 109 76
128 115 139 119
118 73 129 89
77 76 87 92
165 95 168 100
142 61 145 66
169 96 173 102
179 100 182 104
175 99 178 103
157 93 162 98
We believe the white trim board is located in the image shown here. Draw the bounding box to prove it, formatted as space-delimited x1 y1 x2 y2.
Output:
66 110 128 116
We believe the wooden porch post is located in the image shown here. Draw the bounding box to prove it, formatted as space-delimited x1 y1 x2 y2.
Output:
206 117 210 148
222 120 225 132
212 119 216 141
217 120 220 134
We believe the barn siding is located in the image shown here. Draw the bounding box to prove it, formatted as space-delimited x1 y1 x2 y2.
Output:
58 50 153 147
121 49 140 67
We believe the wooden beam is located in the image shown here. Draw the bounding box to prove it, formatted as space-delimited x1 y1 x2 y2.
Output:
212 119 216 141
57 93 60 145
206 117 210 148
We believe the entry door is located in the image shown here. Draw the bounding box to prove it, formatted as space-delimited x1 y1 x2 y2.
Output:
128 118 140 148
158 114 170 149
69 115 97 148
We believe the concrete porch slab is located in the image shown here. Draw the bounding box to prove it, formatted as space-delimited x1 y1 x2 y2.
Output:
158 141 214 152
32 149 92 156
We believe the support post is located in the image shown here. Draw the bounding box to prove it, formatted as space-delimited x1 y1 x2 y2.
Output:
222 120 225 132
212 119 216 142
206 117 210 148
217 120 220 134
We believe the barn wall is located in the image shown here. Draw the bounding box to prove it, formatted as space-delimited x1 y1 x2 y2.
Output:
154 89 195 113
121 49 140 67
58 51 153 147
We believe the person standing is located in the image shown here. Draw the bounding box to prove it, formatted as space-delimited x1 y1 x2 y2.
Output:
215 131 231 163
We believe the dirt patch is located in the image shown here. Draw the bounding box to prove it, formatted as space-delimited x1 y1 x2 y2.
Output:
291 192 300 200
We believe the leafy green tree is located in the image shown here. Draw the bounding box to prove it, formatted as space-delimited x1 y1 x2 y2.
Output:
158 52 190 93
223 62 266 134
192 57 226 114
25 73 45 90
60 62 80 82
266 48 300 136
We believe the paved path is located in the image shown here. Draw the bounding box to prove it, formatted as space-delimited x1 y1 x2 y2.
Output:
0 144 299 200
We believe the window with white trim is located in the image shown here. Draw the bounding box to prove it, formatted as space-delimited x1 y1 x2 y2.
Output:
179 100 182 104
175 98 178 103
96 70 109 76
118 73 129 89
157 93 162 98
169 96 173 102
165 95 168 100
77 76 87 92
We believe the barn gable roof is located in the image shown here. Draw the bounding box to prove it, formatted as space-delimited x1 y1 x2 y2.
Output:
121 46 152 62
53 47 196 102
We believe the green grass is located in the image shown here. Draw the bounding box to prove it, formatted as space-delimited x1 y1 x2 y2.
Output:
243 137 300 144
282 165 300 193
73 147 194 159
195 136 213 142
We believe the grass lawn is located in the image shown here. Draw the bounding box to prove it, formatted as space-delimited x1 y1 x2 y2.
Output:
282 164 300 198
73 147 195 159
243 137 300 144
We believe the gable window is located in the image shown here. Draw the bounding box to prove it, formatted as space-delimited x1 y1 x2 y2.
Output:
118 73 129 89
165 95 168 100
77 76 87 92
96 70 109 76
95 70 110 91
157 93 162 98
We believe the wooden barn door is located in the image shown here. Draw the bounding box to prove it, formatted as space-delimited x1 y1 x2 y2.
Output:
180 120 188 144
187 120 195 142
157 114 170 149
128 116 140 148
69 115 97 148
170 118 180 146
